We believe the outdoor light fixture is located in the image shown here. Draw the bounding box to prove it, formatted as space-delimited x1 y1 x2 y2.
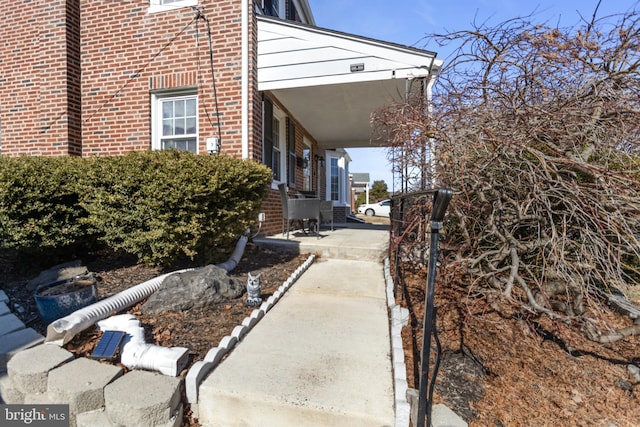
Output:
314 155 325 168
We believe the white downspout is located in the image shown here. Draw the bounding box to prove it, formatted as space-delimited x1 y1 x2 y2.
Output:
241 0 249 159
97 314 188 377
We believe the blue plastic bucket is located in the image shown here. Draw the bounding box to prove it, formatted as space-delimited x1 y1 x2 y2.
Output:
34 276 97 325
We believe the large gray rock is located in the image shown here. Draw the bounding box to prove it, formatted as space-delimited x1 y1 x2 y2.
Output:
141 265 243 314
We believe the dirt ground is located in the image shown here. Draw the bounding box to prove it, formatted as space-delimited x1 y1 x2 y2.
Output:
2 229 639 426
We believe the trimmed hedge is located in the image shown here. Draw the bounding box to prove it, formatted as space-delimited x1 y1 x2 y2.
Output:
0 151 272 266
0 155 90 254
81 150 272 266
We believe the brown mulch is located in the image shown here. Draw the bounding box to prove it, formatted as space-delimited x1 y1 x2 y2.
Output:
398 264 640 427
1 243 308 426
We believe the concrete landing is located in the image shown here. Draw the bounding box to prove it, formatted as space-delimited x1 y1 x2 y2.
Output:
197 258 394 427
253 223 389 262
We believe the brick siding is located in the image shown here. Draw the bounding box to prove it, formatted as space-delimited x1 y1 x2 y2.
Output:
1 0 81 156
1 0 322 236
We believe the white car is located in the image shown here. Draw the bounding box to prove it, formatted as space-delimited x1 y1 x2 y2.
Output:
357 200 391 217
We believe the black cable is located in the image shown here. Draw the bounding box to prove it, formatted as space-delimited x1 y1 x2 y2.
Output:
83 15 197 124
194 8 220 141
194 9 223 149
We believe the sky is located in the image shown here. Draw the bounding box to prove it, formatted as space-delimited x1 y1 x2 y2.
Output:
308 0 639 192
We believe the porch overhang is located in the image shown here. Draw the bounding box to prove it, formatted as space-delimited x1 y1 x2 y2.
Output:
257 16 442 149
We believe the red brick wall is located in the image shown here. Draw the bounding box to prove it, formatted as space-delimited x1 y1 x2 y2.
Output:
0 0 322 235
80 0 244 156
259 189 285 236
1 0 81 156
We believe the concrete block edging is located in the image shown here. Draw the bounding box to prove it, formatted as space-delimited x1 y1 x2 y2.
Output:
384 257 412 427
185 253 316 407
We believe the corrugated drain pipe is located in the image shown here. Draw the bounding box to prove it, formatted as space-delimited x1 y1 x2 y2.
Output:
45 233 250 347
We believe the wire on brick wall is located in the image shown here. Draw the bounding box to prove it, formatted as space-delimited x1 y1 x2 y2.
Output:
83 14 198 125
192 7 223 150
193 7 223 149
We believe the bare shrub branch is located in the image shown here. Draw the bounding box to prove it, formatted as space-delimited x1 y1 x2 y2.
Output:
378 7 640 342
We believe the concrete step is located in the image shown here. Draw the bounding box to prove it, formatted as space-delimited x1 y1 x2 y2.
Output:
197 259 394 427
0 313 27 340
47 357 123 414
4 346 185 427
0 328 44 373
7 344 75 394
103 370 182 427
76 405 183 427
0 302 11 316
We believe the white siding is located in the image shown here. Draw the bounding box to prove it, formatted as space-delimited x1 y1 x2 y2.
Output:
258 17 437 90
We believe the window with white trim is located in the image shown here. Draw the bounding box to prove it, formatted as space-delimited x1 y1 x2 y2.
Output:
149 0 198 14
262 97 287 183
272 109 286 182
330 157 339 201
152 92 198 153
262 0 280 17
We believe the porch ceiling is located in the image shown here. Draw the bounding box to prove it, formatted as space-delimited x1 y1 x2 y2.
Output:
257 16 442 149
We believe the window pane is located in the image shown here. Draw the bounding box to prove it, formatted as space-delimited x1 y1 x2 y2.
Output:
162 101 172 119
273 117 279 142
162 119 173 136
175 118 185 135
162 137 197 153
273 146 281 180
186 117 196 134
331 158 339 201
175 100 185 117
272 117 281 180
186 99 196 116
264 0 279 16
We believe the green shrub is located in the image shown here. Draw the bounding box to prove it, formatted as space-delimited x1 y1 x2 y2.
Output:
81 150 272 266
0 156 90 254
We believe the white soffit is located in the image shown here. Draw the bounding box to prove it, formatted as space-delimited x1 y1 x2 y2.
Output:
257 16 441 148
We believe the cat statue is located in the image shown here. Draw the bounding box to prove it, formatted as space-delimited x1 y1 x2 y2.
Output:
245 272 262 307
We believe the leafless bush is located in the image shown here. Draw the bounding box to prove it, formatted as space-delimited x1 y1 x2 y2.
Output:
377 4 640 341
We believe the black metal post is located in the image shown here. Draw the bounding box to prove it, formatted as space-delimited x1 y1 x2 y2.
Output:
416 188 452 427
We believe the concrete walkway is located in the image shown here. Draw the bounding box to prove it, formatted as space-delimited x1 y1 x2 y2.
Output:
1 222 467 427
198 224 395 426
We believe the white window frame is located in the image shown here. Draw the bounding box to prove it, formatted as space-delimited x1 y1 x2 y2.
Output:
325 150 349 205
151 90 199 154
271 106 286 186
149 0 198 14
302 137 312 192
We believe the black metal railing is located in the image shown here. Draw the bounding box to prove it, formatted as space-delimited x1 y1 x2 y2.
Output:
390 188 452 427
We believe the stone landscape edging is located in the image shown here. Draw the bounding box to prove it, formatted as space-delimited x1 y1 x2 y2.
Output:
384 257 412 427
185 253 316 412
